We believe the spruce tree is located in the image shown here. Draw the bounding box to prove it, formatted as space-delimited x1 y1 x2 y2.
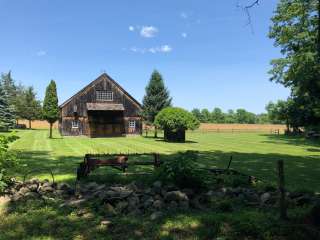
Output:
43 80 59 138
0 71 17 106
142 70 172 137
0 85 15 131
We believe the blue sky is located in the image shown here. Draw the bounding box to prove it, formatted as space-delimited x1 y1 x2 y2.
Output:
0 0 289 113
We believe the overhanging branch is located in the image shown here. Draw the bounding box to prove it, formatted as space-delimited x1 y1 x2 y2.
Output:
237 0 261 32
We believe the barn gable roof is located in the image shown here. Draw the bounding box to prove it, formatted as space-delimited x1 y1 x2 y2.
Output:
59 73 142 109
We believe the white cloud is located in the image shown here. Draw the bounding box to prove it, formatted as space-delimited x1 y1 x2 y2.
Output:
160 45 172 53
181 32 187 38
140 26 158 38
180 12 188 19
36 50 46 56
129 26 135 31
129 45 173 54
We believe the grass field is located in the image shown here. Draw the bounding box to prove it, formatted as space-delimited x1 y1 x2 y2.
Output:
5 129 320 192
1 129 320 239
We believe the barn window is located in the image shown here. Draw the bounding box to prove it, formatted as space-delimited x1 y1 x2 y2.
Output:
129 120 136 129
72 120 79 128
96 91 113 101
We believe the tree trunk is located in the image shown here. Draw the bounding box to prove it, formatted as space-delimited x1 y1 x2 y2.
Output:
154 126 158 138
318 0 320 63
49 123 53 138
28 120 31 129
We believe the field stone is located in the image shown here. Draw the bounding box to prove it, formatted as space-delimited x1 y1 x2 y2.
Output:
128 196 139 207
86 182 99 190
260 192 271 204
152 181 162 194
24 192 39 199
179 200 189 210
165 191 189 202
116 201 128 212
144 197 154 208
42 182 53 188
18 187 30 195
153 199 164 210
40 186 54 193
100 220 112 227
105 203 117 216
168 201 178 210
150 211 163 221
28 184 38 192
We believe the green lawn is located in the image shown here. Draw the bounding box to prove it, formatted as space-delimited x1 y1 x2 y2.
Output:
6 129 320 192
1 129 320 240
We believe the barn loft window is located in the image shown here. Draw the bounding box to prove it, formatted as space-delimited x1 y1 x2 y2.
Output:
129 120 136 129
72 120 79 128
96 90 113 101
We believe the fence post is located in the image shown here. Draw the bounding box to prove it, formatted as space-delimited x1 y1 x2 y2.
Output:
277 160 288 220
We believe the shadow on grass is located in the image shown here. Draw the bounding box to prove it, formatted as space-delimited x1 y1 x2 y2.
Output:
13 147 320 192
263 134 320 148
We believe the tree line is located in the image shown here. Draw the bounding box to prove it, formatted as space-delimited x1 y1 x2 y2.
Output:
0 71 59 137
190 108 270 124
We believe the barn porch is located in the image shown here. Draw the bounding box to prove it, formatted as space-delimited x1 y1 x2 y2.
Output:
87 103 125 137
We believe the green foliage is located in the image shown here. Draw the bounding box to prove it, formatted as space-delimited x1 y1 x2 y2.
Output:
43 80 59 138
15 87 42 128
0 134 19 192
156 151 205 189
43 80 59 124
191 107 269 124
142 70 172 125
0 71 17 107
155 107 200 131
0 86 15 131
269 0 320 129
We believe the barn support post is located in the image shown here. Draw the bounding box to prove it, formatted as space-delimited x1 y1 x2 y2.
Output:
277 160 288 220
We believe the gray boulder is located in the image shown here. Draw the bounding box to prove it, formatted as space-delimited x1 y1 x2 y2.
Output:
153 199 164 210
260 192 271 204
165 191 189 202
150 211 163 221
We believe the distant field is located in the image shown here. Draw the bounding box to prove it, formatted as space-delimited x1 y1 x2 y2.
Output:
17 120 286 132
199 123 287 133
18 120 58 129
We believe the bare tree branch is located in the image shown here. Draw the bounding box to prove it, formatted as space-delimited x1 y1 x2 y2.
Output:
237 0 261 33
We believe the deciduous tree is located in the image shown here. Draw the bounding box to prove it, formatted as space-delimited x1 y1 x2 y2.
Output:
16 87 42 129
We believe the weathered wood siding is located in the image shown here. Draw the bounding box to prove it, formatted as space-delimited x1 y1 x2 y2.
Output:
59 74 142 137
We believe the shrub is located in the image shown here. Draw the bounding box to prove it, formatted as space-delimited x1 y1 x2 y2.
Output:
156 151 206 189
155 107 200 142
0 134 19 192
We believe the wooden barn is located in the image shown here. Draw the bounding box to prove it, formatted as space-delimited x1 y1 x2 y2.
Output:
59 73 142 137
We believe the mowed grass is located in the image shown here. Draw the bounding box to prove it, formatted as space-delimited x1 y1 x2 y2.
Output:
5 129 320 192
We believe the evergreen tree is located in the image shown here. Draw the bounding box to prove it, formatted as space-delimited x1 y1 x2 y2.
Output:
0 71 17 106
0 85 15 131
16 87 42 129
142 70 172 137
43 80 59 138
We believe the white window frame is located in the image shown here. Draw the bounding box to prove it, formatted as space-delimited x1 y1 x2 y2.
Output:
129 120 136 129
96 90 113 101
72 120 79 129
